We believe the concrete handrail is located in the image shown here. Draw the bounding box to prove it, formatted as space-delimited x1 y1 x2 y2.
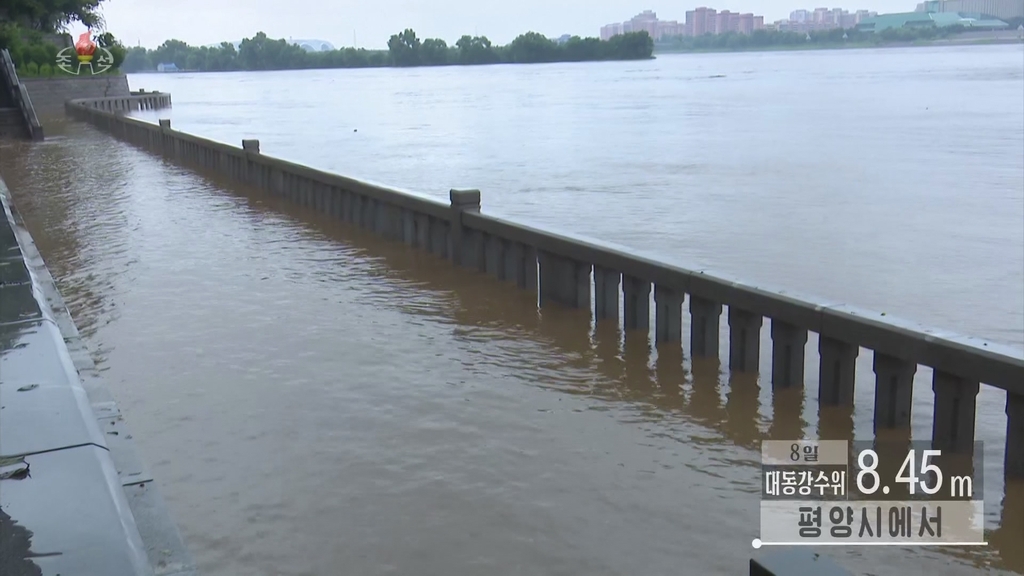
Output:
63 93 1024 481
461 209 1024 392
0 48 44 141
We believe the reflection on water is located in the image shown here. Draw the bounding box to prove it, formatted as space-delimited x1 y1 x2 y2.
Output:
2 46 1023 576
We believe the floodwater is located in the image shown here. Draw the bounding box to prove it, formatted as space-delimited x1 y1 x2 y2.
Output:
1 44 1022 575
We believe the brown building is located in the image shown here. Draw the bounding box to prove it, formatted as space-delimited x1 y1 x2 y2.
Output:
604 6 767 40
684 6 765 36
601 10 685 41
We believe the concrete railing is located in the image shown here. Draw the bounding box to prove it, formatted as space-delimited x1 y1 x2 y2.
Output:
71 89 171 114
0 49 44 141
65 93 1024 481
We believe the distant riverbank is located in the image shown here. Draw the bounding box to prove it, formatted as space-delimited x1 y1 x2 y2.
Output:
654 36 1022 55
653 27 1023 56
121 29 654 74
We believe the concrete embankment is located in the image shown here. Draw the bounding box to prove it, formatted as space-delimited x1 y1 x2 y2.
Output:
21 74 130 118
0 174 195 575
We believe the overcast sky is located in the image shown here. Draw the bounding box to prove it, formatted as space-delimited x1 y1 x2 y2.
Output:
72 0 915 50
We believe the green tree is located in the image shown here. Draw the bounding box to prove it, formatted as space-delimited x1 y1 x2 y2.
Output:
508 31 559 63
387 28 421 66
420 37 448 65
455 35 498 64
0 0 107 33
95 30 125 69
121 46 152 72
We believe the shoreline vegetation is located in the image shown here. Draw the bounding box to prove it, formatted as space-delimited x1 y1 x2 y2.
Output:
117 29 655 74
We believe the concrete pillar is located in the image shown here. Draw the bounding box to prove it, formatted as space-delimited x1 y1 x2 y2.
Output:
623 275 650 331
689 296 722 359
1005 392 1024 479
414 213 429 248
159 119 171 129
818 336 858 406
654 285 683 345
242 139 260 153
539 252 589 310
462 229 485 271
931 371 979 453
400 209 415 245
343 193 356 223
770 320 807 390
377 202 392 237
429 217 449 259
504 243 537 293
372 200 386 234
449 189 481 266
728 307 763 374
594 266 620 323
484 234 502 278
872 353 916 431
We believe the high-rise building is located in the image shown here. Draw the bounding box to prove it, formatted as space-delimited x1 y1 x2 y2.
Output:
686 7 718 36
916 0 1023 20
604 5 767 39
778 6 881 32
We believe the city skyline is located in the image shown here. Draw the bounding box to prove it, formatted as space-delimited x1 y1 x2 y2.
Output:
67 0 916 50
600 4 895 40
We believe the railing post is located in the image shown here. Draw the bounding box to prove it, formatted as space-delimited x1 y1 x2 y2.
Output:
770 320 807 390
449 188 480 266
931 371 979 453
872 353 916 432
623 275 650 331
818 336 858 406
1006 392 1024 479
538 252 589 310
689 296 722 359
594 266 620 322
654 285 683 344
728 307 763 373
504 242 536 293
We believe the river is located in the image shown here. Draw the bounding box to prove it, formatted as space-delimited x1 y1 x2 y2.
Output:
1 44 1021 575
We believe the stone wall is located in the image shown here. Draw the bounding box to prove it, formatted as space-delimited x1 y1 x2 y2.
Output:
21 75 130 118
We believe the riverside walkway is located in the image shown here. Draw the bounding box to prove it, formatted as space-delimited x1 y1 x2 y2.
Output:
0 169 194 573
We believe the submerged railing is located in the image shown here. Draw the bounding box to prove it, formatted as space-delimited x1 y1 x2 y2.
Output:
66 93 1024 481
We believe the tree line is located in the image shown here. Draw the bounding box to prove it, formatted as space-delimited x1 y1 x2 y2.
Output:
120 29 654 73
0 0 127 75
655 24 977 52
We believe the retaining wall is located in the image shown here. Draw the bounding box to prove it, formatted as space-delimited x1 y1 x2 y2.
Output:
23 74 130 117
65 94 1024 481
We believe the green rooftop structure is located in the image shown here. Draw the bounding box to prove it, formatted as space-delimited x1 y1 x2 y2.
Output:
855 11 1010 32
